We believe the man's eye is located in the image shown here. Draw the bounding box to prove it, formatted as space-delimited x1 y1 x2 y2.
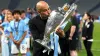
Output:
40 8 50 13
48 8 50 10
41 10 47 12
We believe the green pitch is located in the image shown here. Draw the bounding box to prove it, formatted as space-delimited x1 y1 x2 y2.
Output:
18 22 100 56
79 22 100 56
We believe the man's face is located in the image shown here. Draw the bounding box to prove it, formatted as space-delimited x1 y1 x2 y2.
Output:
21 13 26 19
72 11 77 16
13 13 20 20
6 11 12 16
27 8 31 13
2 9 9 15
7 15 13 21
38 6 51 19
6 11 13 21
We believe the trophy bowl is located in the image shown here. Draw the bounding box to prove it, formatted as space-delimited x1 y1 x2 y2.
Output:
35 3 77 51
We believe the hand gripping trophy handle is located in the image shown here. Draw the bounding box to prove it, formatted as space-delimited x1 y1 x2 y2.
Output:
35 3 77 51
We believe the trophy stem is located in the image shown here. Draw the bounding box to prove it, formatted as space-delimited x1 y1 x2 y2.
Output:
35 35 51 51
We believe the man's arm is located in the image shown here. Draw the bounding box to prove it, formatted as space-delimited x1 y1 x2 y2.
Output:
9 32 17 44
0 16 2 24
28 19 44 40
69 16 77 40
69 25 76 40
17 21 28 45
0 26 4 35
56 27 65 38
17 31 27 44
9 21 16 43
9 32 14 41
79 20 83 32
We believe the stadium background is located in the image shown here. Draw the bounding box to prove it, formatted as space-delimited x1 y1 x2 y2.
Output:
0 0 100 16
0 0 100 56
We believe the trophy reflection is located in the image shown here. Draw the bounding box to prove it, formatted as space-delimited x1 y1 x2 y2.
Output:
35 3 77 51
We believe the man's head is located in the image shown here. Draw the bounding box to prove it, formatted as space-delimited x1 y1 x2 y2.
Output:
1 9 9 15
36 1 51 19
12 10 21 20
20 10 26 19
6 10 13 22
72 10 78 16
27 7 32 13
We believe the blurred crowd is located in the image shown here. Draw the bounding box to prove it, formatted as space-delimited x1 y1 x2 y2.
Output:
0 8 37 56
0 1 99 56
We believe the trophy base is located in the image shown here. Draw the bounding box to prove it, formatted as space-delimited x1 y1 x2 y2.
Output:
35 39 51 51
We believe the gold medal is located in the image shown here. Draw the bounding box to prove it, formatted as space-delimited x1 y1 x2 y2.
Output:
15 21 19 35
16 32 18 35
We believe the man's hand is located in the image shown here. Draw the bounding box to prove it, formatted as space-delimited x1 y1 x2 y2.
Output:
13 40 21 46
82 37 86 40
56 28 65 38
16 40 22 46
13 40 17 44
69 36 72 40
79 28 82 33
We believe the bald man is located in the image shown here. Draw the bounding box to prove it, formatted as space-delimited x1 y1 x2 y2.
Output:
29 1 52 56
29 1 65 56
36 1 51 19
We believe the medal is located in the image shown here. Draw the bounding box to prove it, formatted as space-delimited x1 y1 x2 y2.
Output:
16 32 18 35
14 21 19 35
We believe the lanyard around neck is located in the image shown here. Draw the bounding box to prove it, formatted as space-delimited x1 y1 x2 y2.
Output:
14 21 20 32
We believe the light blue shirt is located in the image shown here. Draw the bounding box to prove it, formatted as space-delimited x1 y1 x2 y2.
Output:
0 14 4 21
22 17 30 38
76 13 82 20
9 19 28 44
0 22 10 37
0 16 2 20
26 13 32 19
99 16 100 20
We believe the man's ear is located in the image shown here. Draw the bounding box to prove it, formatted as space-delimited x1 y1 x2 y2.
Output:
37 11 40 13
37 11 41 15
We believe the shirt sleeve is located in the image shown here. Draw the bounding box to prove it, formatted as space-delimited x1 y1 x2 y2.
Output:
0 22 7 27
88 22 94 37
26 18 30 25
71 16 77 26
8 21 13 32
23 21 28 32
28 19 44 40
0 16 2 20
82 23 87 37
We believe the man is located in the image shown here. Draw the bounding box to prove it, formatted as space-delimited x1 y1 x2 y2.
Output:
68 11 79 56
0 9 9 24
29 1 65 56
0 10 12 56
9 10 28 56
26 7 32 19
20 10 31 56
73 10 82 51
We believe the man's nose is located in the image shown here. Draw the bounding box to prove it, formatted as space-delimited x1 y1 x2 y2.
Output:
46 10 50 15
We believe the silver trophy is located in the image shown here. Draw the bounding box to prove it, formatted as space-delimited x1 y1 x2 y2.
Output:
35 3 77 51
